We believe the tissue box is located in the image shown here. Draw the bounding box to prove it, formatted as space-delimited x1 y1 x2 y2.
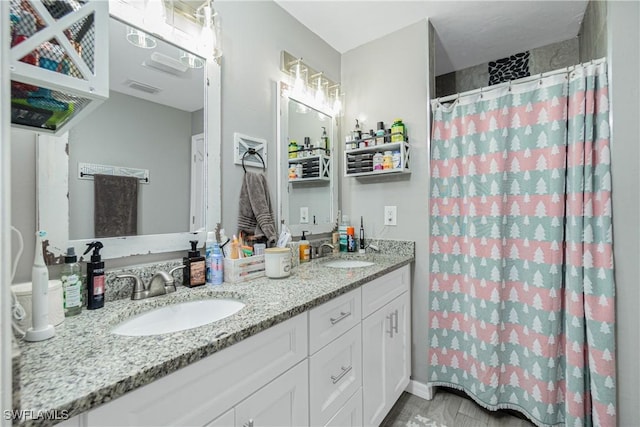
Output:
224 255 265 283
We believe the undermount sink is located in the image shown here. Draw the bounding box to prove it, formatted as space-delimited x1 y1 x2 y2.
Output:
111 299 245 336
323 259 375 269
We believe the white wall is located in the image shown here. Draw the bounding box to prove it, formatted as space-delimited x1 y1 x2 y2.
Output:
341 20 431 383
607 2 640 425
214 1 340 235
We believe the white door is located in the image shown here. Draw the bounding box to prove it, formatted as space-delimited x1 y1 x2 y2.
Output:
190 133 206 232
235 360 309 427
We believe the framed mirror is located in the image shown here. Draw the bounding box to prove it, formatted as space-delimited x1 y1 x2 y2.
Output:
276 82 338 237
37 14 221 262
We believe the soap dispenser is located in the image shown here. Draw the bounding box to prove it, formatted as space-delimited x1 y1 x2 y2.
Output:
184 240 206 287
84 241 105 310
299 231 310 263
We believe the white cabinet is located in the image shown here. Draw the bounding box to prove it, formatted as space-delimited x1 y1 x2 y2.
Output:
235 360 309 427
88 313 307 427
309 288 361 355
362 265 411 427
325 388 362 427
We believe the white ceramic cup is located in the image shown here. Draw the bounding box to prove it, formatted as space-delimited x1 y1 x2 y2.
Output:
265 248 291 278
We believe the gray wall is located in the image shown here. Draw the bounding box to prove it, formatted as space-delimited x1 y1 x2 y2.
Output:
608 2 640 425
341 20 431 383
579 0 607 62
69 91 192 238
436 38 580 97
214 1 340 235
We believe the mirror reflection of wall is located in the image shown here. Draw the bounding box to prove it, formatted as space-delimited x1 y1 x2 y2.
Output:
286 97 333 230
66 17 205 239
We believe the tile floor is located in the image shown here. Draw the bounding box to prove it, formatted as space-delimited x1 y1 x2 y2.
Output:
381 388 537 427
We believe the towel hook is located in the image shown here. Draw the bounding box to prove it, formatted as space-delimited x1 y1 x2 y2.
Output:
242 148 266 173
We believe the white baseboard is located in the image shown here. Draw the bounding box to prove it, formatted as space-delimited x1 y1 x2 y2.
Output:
405 379 434 400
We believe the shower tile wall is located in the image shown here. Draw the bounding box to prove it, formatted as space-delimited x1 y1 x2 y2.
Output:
435 38 580 98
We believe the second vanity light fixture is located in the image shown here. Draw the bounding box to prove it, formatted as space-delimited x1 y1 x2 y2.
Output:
281 51 343 116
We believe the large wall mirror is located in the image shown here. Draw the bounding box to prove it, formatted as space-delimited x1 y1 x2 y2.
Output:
276 82 338 237
38 13 221 262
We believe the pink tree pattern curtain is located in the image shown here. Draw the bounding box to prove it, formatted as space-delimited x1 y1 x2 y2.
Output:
427 61 615 427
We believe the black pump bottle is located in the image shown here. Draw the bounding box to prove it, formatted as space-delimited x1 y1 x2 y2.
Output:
84 241 105 309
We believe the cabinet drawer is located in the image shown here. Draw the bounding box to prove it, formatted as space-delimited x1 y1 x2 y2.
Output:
88 313 307 427
362 265 410 318
309 326 362 427
324 388 362 427
309 288 361 354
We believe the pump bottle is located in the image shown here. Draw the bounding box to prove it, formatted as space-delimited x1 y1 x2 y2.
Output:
84 241 105 310
299 231 310 263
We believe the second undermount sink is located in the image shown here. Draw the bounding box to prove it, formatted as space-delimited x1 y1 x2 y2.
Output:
323 259 375 269
111 299 245 337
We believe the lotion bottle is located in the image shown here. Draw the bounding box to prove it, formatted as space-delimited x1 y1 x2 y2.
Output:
84 241 105 310
61 247 82 316
299 231 310 263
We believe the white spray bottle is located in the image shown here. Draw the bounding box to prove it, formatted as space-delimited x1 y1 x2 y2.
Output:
24 230 55 342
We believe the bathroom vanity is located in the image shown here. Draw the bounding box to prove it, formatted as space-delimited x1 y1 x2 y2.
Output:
16 247 413 427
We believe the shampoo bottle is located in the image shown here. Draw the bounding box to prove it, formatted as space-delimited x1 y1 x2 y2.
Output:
184 240 206 287
84 241 105 310
299 231 310 263
61 247 82 316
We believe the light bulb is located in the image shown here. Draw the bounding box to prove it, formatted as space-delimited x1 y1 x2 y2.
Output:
332 88 342 115
314 74 325 105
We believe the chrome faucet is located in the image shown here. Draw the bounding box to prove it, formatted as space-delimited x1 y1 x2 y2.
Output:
317 243 335 258
117 266 183 301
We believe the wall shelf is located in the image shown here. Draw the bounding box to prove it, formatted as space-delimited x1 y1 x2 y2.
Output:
344 140 410 178
289 154 331 182
9 0 109 135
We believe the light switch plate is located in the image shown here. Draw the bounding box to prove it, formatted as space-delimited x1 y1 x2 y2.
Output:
384 206 397 226
300 207 309 223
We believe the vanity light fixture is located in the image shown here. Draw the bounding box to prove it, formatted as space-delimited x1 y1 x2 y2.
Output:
197 0 223 61
281 51 342 116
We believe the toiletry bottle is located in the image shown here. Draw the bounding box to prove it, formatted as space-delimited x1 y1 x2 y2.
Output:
61 247 82 317
288 140 298 159
303 137 311 157
299 231 310 263
321 126 330 155
211 243 224 285
391 118 405 142
183 240 206 287
347 226 356 252
205 231 216 285
230 235 240 259
352 119 361 142
359 216 366 254
84 241 105 310
376 122 385 145
339 215 350 252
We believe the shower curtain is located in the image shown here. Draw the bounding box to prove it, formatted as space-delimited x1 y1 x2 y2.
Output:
427 61 615 427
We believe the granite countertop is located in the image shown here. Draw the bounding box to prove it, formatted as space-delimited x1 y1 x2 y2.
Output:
17 244 414 425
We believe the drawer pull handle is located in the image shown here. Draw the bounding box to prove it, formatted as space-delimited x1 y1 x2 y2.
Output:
387 314 394 338
330 311 351 325
243 419 254 427
331 365 352 384
392 309 399 334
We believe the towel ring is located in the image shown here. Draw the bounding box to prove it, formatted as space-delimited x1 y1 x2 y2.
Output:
242 148 266 173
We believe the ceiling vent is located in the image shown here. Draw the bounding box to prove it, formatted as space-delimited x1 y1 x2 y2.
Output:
143 51 189 75
125 79 162 94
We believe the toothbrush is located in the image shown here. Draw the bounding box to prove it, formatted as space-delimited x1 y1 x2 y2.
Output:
24 231 55 342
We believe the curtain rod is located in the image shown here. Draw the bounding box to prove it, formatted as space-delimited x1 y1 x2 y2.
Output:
435 57 607 104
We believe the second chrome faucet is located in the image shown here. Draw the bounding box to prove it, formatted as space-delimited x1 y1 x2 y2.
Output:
117 266 183 301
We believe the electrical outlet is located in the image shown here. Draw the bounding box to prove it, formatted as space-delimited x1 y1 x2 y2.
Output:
384 206 397 226
300 207 309 223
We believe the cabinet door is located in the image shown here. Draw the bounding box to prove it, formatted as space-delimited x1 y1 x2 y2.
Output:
235 360 309 427
385 291 411 406
362 302 391 427
309 325 362 426
324 388 362 427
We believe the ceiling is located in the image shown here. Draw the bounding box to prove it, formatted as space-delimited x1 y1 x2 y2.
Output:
274 1 589 76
